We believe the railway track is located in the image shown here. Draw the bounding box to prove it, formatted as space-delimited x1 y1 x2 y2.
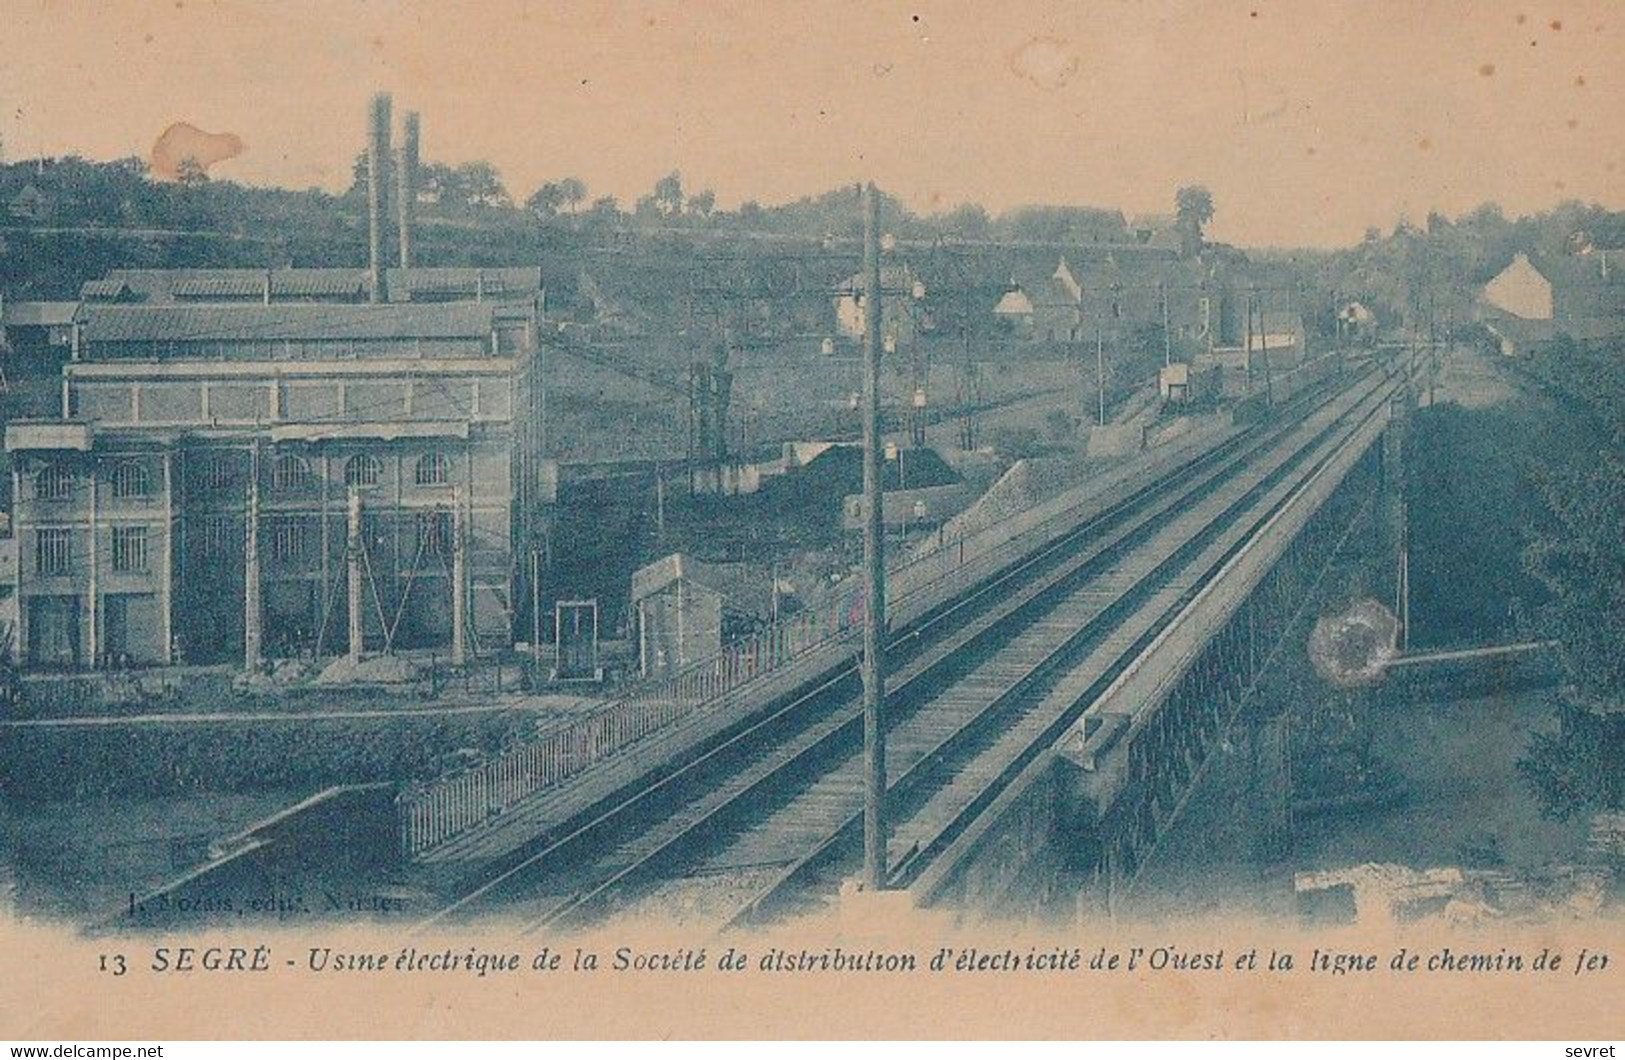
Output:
418 365 1395 933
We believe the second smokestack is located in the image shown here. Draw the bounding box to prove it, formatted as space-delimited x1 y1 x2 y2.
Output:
367 92 393 302
396 111 419 269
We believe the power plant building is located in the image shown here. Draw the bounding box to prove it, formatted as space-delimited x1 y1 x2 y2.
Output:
4 97 551 671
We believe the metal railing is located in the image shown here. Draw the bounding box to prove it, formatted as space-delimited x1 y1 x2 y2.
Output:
396 414 1239 857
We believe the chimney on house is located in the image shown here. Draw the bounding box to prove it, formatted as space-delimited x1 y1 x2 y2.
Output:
396 110 419 269
367 92 393 303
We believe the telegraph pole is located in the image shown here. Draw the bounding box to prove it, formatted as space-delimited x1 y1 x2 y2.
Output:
1160 281 1172 368
860 182 889 892
1095 322 1106 426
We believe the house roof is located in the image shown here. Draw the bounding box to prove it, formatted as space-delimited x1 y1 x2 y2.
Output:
1128 213 1174 231
630 552 775 617
837 264 918 295
993 288 1035 316
2 301 78 328
77 302 498 344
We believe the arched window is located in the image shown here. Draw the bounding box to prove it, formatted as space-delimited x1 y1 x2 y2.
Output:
110 461 152 500
414 450 450 487
271 454 314 491
35 464 74 501
344 454 383 488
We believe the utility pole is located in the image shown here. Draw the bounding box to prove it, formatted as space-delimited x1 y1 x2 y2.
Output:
860 182 889 892
655 465 666 537
1244 290 1255 396
1160 281 1172 368
346 488 363 662
1095 322 1106 426
1259 289 1275 408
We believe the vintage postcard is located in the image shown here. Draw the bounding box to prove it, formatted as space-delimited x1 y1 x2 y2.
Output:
0 0 1622 1042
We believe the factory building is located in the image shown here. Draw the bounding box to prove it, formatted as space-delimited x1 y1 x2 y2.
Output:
3 95 551 671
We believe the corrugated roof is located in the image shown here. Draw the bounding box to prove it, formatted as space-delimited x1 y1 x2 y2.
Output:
2 301 79 327
391 266 543 296
174 277 266 298
80 279 133 300
79 303 497 344
94 266 541 303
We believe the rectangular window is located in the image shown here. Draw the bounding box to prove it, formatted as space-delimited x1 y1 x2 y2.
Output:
201 514 236 558
416 509 451 553
112 526 149 573
269 517 311 562
36 527 72 575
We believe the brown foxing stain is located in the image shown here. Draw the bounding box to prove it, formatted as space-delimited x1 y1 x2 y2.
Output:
1418 137 1432 150
1515 12 1527 23
1575 75 1587 86
1008 36 1079 91
150 122 245 181
1550 19 1562 30
1567 118 1579 128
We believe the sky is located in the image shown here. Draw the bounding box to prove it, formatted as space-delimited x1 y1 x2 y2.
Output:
3 0 1622 248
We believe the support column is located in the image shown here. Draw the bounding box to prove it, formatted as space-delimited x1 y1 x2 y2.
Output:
244 446 261 670
451 488 467 667
347 489 363 662
87 462 99 669
530 547 542 681
160 452 173 664
12 466 24 666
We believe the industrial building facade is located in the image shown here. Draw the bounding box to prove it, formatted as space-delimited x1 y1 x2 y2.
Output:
6 276 548 671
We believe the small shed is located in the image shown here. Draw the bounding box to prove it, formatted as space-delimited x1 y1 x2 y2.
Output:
631 553 774 679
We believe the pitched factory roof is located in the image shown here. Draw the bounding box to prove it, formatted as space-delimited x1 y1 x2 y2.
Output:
78 302 498 344
82 266 542 303
2 301 79 328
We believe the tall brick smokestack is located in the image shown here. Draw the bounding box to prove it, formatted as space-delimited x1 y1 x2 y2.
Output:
396 111 419 269
367 92 392 303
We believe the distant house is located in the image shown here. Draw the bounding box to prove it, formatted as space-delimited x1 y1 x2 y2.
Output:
1128 213 1181 252
8 184 51 223
833 264 923 348
0 300 78 349
1338 300 1377 340
992 259 1084 342
1480 250 1625 356
1252 307 1305 354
